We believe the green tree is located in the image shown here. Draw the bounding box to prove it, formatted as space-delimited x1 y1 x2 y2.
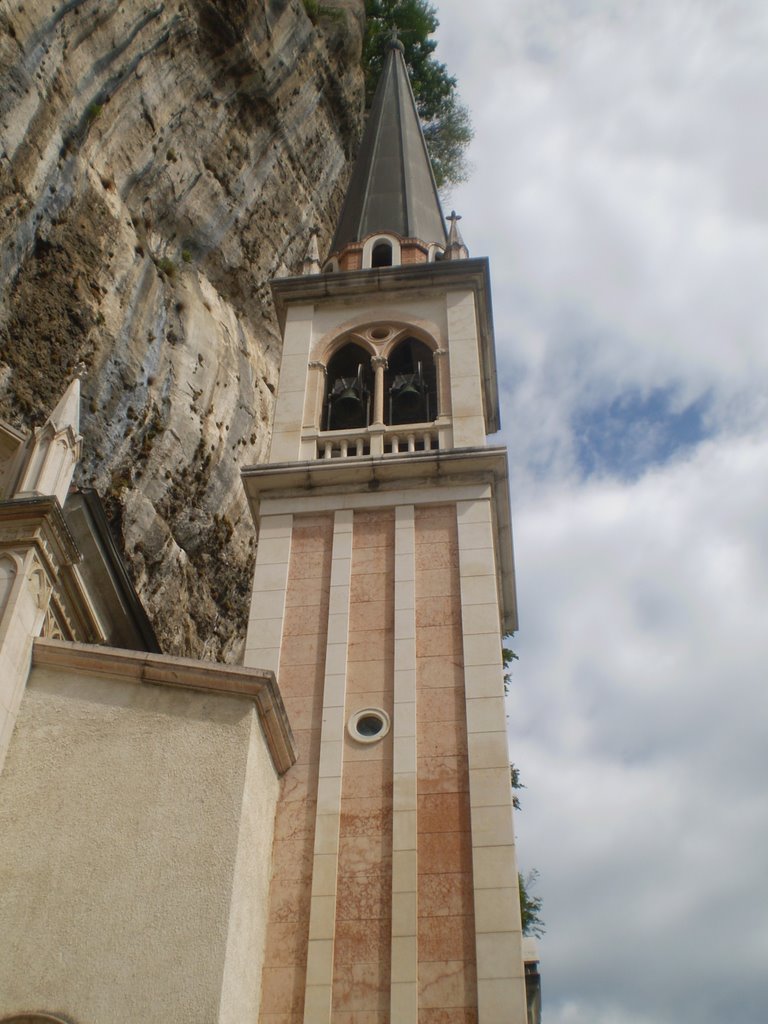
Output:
518 869 546 938
362 0 473 189
503 639 546 937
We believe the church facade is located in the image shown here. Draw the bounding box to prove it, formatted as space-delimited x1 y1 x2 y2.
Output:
0 40 535 1024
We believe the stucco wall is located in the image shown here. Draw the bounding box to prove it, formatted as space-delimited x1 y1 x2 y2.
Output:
0 663 280 1023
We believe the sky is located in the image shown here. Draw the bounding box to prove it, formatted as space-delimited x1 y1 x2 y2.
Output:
431 2 768 1022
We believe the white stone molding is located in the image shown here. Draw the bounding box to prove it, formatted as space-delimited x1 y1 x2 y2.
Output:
31 637 297 775
456 498 528 1024
362 233 402 269
303 509 353 1024
390 504 418 1023
243 514 294 676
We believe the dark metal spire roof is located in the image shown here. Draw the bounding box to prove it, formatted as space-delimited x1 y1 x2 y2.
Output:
330 39 447 255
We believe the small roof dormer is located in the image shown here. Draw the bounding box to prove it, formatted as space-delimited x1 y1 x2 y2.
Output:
328 37 447 267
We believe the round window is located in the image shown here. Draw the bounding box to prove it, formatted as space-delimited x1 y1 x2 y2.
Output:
348 707 390 744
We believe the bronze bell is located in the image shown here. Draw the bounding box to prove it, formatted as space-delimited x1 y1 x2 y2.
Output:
390 362 427 424
393 378 422 412
328 366 368 429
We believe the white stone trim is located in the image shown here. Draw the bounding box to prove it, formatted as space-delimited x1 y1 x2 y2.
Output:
259 483 492 517
362 233 402 269
303 509 353 1024
243 514 293 676
390 504 417 1023
455 498 528 1024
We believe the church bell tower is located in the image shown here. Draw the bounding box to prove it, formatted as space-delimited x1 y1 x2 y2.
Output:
243 39 526 1024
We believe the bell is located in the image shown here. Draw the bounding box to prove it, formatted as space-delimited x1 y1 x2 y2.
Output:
329 371 367 429
390 365 427 424
393 380 423 415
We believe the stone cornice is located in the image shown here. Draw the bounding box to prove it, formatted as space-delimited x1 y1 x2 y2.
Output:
0 495 80 569
32 639 298 775
242 446 517 632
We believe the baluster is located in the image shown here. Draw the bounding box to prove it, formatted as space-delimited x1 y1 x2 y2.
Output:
341 439 349 458
408 433 416 452
356 437 364 456
324 442 333 459
424 431 432 450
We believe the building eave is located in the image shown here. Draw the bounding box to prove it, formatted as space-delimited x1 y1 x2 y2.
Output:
32 638 298 775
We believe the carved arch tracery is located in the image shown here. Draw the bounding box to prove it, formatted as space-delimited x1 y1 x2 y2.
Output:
318 322 442 431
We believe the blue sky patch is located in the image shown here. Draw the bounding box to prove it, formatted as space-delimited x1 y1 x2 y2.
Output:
573 386 713 479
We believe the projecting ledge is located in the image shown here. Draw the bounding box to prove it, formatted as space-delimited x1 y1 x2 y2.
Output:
242 447 517 632
32 638 297 774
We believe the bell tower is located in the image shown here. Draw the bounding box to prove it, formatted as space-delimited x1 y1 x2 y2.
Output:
244 39 526 1024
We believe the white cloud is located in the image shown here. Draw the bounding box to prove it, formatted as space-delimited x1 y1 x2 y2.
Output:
431 3 768 1021
509 434 768 1023
435 0 768 483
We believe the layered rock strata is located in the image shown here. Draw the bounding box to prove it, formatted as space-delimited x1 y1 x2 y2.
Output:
0 0 365 659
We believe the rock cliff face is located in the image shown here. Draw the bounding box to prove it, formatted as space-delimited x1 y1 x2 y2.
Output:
0 0 365 660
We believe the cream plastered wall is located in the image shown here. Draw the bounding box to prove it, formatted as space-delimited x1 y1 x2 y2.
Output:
0 664 280 1024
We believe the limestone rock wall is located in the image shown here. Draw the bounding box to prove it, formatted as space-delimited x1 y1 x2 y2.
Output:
0 0 365 660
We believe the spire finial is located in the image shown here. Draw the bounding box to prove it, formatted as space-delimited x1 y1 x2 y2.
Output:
386 27 405 52
446 210 469 260
444 209 468 260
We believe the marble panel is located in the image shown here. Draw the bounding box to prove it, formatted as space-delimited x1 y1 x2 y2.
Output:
416 567 459 599
418 832 473 876
270 839 314 883
338 835 392 877
280 764 319 805
268 879 311 924
263 922 309 968
419 1010 478 1024
418 872 474 918
260 965 306 1015
334 918 391 964
339 797 391 838
417 657 465 690
416 625 463 659
417 755 469 795
336 873 392 921
418 959 477 1010
417 687 466 724
416 596 462 628
419 915 474 963
274 798 317 843
332 962 390 1012
416 722 468 760
418 792 471 835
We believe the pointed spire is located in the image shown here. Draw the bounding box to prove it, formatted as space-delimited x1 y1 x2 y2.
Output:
301 227 321 276
446 210 469 260
329 37 447 257
16 377 82 506
49 376 82 434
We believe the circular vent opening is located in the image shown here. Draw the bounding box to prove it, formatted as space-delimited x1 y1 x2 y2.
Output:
348 708 390 744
